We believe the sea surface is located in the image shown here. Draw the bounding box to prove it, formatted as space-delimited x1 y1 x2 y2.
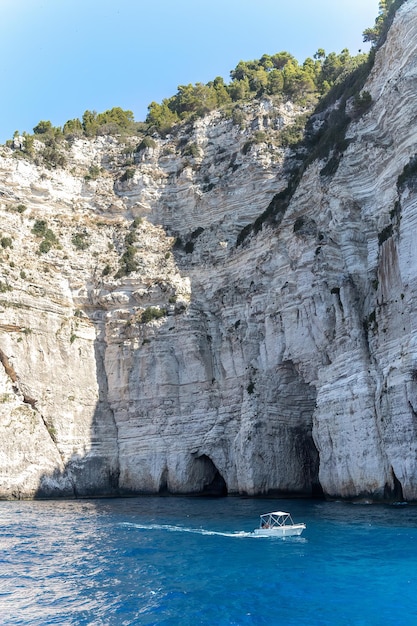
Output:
0 496 416 625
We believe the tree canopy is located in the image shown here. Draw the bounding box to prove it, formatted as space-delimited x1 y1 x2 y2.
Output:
363 0 406 44
6 0 404 150
145 48 368 133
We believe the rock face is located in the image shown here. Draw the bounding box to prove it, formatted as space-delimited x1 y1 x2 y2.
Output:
1 1 417 500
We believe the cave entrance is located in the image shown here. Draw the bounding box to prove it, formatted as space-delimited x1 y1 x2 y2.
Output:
193 454 228 497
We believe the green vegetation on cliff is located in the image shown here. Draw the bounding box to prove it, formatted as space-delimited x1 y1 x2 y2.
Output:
146 0 407 135
5 0 406 161
363 0 407 45
146 49 367 133
235 0 407 246
7 47 368 162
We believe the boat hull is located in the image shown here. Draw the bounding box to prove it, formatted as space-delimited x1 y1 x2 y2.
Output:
253 524 305 537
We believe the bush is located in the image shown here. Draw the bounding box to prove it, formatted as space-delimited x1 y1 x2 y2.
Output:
253 131 267 143
247 381 255 394
231 108 245 128
279 114 309 147
242 141 253 155
397 155 417 190
33 120 53 135
22 134 34 157
0 281 12 293
1 236 12 248
63 118 83 137
82 107 136 137
136 137 157 151
132 217 143 228
120 168 135 182
32 220 47 237
84 165 102 180
71 232 90 250
44 228 58 245
41 145 67 169
183 142 200 158
115 245 138 277
353 90 372 116
96 107 135 131
39 239 52 254
32 221 58 253
125 230 137 245
141 307 167 323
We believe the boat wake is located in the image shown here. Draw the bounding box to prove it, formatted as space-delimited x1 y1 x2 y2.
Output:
121 522 253 538
121 522 307 540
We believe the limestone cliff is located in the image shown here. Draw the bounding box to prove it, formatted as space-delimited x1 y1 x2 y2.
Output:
1 0 417 500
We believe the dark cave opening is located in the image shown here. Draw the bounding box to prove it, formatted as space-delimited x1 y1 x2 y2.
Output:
158 466 169 494
193 454 228 497
384 467 404 502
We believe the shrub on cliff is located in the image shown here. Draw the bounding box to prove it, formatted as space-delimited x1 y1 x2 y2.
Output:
84 165 102 180
71 232 90 250
30 121 68 168
140 307 167 324
120 168 135 182
397 155 417 191
39 239 52 254
40 144 67 169
136 137 157 151
1 236 13 249
32 220 47 237
115 245 138 277
182 142 200 158
32 220 58 254
352 90 372 116
39 228 58 254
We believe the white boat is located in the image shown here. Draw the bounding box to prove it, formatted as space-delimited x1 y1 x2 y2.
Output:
253 511 306 537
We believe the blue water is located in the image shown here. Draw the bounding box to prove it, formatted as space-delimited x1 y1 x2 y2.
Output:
1 497 416 625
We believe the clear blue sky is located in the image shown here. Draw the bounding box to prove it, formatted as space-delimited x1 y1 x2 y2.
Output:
0 0 380 143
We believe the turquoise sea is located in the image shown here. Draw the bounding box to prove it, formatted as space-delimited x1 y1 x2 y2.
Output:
0 496 416 625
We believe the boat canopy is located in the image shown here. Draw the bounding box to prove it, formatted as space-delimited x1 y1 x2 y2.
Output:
267 511 289 516
259 511 295 528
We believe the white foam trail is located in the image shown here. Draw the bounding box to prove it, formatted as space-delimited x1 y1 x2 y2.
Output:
121 522 253 538
121 522 307 541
